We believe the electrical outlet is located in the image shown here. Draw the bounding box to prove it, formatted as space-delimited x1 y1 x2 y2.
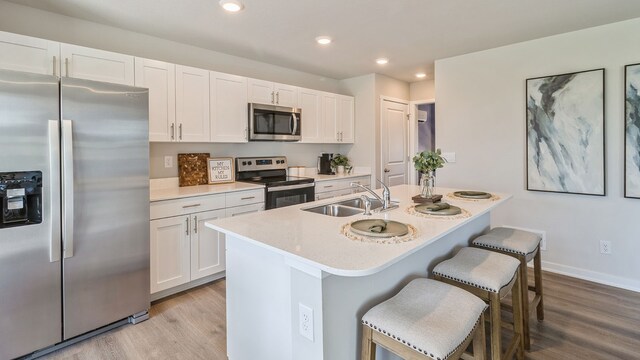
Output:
540 236 547 251
600 240 612 255
164 156 173 168
299 303 314 341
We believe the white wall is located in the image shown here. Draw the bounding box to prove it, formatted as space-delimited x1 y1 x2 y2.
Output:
409 80 435 101
435 18 640 291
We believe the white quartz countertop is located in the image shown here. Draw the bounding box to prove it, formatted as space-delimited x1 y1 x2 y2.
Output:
310 172 371 182
206 185 511 277
150 181 264 202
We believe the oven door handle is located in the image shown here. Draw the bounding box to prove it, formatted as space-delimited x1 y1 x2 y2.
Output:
267 182 315 192
291 112 298 135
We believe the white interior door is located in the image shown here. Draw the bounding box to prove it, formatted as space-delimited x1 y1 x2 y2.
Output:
381 98 409 186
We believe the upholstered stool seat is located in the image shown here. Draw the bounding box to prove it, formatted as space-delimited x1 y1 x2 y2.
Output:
473 227 544 350
361 278 487 360
433 247 524 360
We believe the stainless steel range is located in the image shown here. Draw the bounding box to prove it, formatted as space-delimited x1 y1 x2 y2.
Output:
236 156 314 209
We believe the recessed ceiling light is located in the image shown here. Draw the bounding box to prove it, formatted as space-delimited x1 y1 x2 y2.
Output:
376 58 389 65
316 36 332 45
219 0 244 12
415 73 427 78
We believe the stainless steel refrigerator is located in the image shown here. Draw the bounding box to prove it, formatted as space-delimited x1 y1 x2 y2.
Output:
0 69 150 359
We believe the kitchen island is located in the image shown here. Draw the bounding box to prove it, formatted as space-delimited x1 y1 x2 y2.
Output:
205 185 510 360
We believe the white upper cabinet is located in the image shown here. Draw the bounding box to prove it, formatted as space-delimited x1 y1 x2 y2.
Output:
210 72 248 143
0 31 59 76
135 58 176 142
176 65 210 142
338 95 355 143
298 88 323 143
322 92 339 143
61 43 134 85
248 78 298 107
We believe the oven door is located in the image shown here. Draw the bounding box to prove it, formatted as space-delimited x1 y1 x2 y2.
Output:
249 103 301 141
266 183 314 209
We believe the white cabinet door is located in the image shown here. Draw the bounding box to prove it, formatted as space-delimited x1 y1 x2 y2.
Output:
225 203 265 217
210 71 248 142
176 65 210 142
338 95 355 143
190 210 226 281
150 216 190 293
135 58 176 142
322 92 339 143
274 83 297 107
248 78 275 105
0 31 59 75
298 88 322 143
60 43 134 85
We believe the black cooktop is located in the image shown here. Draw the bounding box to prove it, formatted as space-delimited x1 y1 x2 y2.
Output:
238 175 314 187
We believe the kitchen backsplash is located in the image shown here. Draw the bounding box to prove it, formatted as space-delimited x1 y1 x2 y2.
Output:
150 142 349 179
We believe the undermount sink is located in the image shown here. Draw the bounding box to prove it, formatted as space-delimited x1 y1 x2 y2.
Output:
302 204 363 217
334 197 383 210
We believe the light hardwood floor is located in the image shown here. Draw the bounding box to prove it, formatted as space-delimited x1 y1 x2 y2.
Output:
41 271 640 360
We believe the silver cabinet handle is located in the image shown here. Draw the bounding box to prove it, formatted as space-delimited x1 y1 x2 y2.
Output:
276 91 280 104
186 217 190 236
52 56 57 77
179 123 183 140
65 58 69 77
171 123 175 140
271 91 275 104
341 132 343 141
336 132 340 141
241 196 255 200
48 120 61 263
324 185 334 188
193 215 198 234
182 203 201 209
62 120 74 259
245 127 248 140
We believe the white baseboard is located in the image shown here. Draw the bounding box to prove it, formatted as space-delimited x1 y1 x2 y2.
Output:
539 260 640 293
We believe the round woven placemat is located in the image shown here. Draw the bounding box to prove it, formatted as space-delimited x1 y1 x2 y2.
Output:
341 221 419 244
405 204 472 220
444 192 501 202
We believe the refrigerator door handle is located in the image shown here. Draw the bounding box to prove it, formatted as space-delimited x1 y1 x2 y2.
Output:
62 119 75 259
49 120 62 263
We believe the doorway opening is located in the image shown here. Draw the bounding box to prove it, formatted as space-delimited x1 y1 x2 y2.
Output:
408 99 436 185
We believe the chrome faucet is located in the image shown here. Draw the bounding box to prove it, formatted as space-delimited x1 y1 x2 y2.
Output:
350 179 397 212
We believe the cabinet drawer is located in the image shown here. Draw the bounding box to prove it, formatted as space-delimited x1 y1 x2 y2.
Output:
151 194 225 220
225 203 265 217
315 176 370 194
225 189 265 208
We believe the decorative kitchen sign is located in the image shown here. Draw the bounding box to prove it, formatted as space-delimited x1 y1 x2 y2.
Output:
526 68 605 196
208 157 235 184
625 63 640 199
178 153 209 187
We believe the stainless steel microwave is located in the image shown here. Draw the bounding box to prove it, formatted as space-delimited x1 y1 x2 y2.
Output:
249 103 301 141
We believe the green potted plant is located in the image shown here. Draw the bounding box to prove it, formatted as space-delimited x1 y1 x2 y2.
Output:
412 149 446 198
330 154 350 174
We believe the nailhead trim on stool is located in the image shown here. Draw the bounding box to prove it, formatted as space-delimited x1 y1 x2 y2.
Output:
362 278 486 360
473 227 541 261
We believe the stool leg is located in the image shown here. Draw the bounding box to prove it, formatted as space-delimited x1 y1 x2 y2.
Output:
534 248 544 321
473 313 487 360
489 292 501 360
361 324 376 360
512 269 525 360
519 257 531 350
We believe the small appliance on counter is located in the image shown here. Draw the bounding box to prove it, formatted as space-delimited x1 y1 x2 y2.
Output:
236 156 315 209
317 153 335 175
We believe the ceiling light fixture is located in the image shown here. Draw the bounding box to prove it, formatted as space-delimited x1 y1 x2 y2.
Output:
219 0 244 12
415 73 427 79
316 36 332 45
376 58 389 65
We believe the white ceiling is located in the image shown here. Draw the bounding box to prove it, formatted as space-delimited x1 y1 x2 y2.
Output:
8 0 640 82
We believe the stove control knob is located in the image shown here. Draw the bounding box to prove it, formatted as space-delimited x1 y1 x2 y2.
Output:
242 161 247 166
248 161 252 165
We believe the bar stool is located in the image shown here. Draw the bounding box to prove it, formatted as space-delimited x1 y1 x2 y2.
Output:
433 247 524 360
472 227 544 350
361 278 487 360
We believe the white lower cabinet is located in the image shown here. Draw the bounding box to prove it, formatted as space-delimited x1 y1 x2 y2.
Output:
150 189 264 298
314 176 371 200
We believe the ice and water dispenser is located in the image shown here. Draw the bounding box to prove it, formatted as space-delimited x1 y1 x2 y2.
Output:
0 171 43 228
